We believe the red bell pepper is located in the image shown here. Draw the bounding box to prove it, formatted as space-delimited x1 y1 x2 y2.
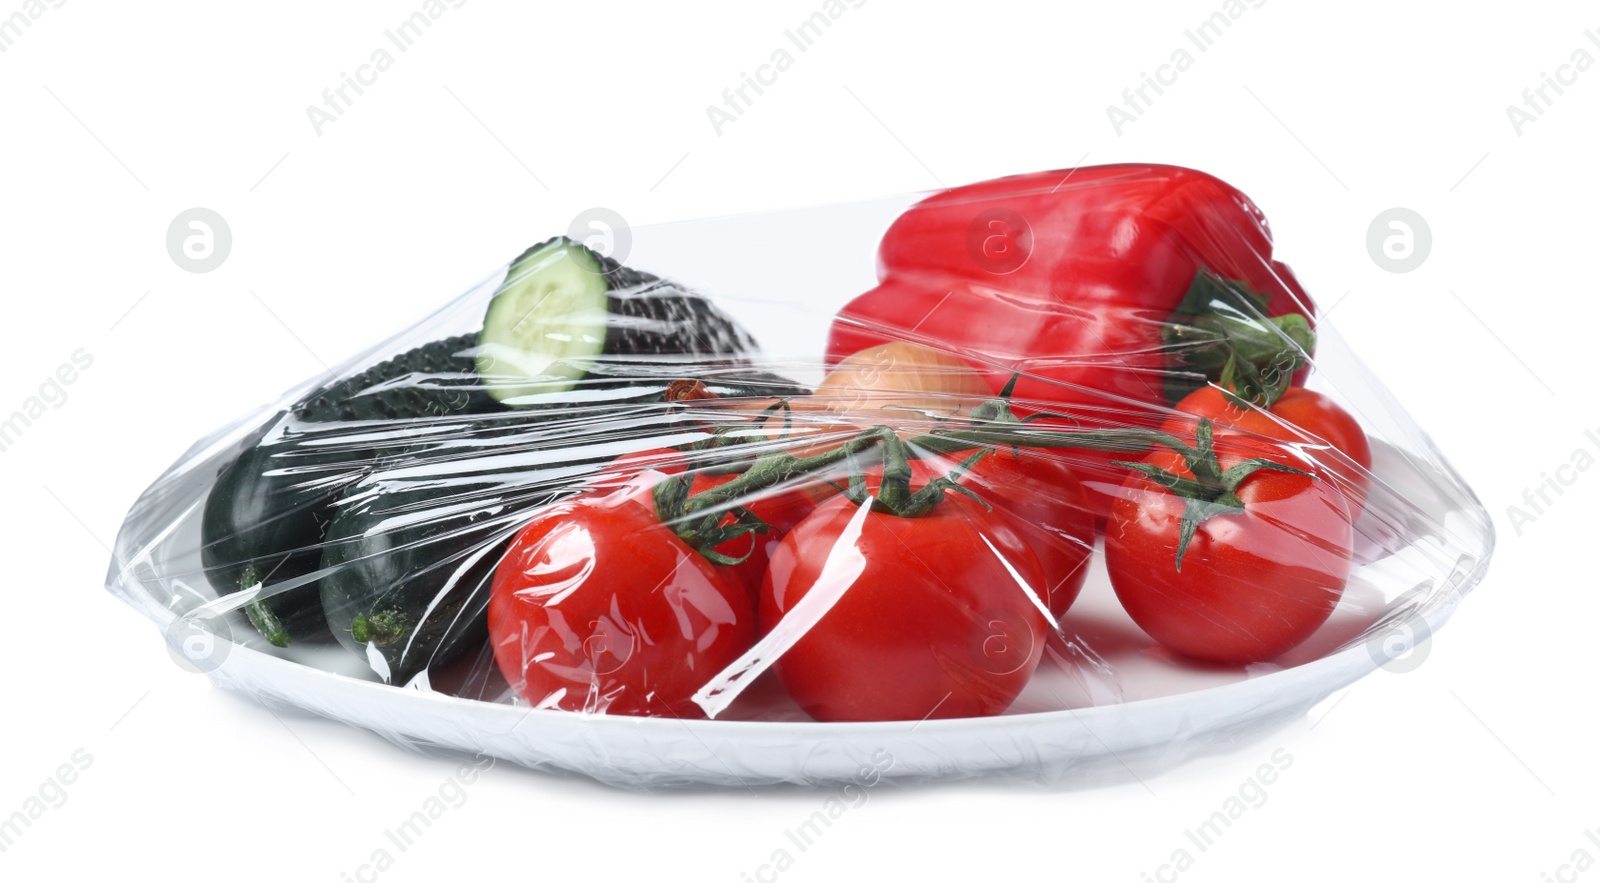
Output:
825 164 1317 514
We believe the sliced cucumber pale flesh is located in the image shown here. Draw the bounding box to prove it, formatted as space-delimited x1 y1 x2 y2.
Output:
477 239 612 403
477 237 761 406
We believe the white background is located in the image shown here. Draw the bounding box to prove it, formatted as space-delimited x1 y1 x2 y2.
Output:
2 1 1595 880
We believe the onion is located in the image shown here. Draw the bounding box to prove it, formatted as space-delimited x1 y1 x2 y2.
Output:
712 343 992 469
808 342 991 423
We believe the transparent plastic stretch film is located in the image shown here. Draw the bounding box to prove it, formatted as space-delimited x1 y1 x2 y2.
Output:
106 165 1494 790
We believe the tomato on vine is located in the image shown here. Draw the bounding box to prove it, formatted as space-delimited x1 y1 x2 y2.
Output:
1167 385 1371 513
599 447 819 601
945 446 1096 620
487 479 755 717
758 485 1050 723
1104 424 1354 665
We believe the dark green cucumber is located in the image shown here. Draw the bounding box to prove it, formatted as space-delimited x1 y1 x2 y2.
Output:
205 253 789 655
476 237 762 405
203 409 566 650
295 333 502 423
201 333 516 646
200 417 371 646
318 480 574 685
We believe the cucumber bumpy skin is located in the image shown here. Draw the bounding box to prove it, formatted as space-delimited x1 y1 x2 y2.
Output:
476 237 761 406
203 332 499 647
295 333 502 423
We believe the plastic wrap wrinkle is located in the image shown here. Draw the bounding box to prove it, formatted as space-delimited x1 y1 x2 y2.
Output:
694 494 875 718
107 166 1493 788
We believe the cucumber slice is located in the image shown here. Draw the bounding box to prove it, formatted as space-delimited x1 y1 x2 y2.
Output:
476 237 760 405
478 239 612 403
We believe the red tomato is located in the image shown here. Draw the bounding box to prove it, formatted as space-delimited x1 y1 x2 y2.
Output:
1167 386 1372 512
692 470 819 536
1103 441 1354 665
768 443 1093 620
487 484 754 717
599 448 819 601
759 493 1049 722
951 447 1096 621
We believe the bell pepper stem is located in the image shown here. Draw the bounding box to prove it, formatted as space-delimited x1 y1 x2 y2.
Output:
1163 270 1317 408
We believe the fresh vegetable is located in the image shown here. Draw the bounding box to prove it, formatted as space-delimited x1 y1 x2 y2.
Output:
203 331 528 646
660 378 1161 633
939 446 1095 620
1167 385 1372 512
826 165 1317 514
598 447 819 600
759 488 1049 722
294 333 501 423
806 341 992 422
487 479 755 717
319 480 551 685
717 341 999 489
197 192 1364 725
476 237 762 405
1103 426 1354 664
782 349 1093 619
200 417 369 646
800 443 1093 621
205 284 799 646
1158 271 1315 407
570 388 1160 721
594 344 1017 602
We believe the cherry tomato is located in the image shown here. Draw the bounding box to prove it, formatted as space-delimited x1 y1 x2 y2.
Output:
599 448 819 600
487 482 754 717
759 492 1049 722
950 447 1096 620
774 443 1094 621
1167 386 1372 512
1104 440 1354 665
